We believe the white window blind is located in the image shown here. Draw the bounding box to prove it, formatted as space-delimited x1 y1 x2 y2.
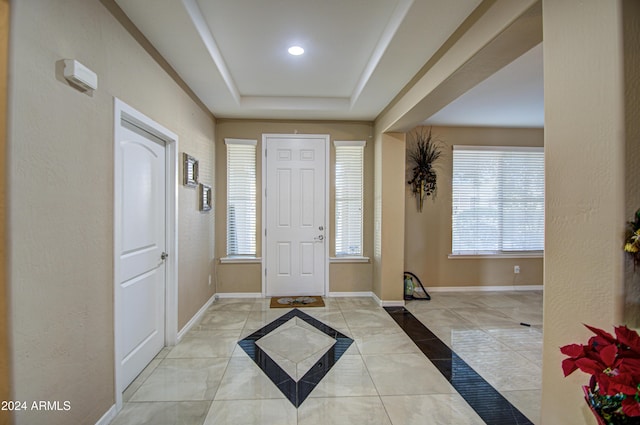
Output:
334 140 365 256
226 138 257 256
452 146 544 255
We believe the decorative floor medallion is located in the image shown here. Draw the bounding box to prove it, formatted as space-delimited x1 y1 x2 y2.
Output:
238 309 353 407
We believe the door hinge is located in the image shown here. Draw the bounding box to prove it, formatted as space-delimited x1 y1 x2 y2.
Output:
265 149 267 157
265 228 267 237
265 268 267 276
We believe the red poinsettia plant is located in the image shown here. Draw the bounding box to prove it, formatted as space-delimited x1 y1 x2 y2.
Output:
561 325 640 422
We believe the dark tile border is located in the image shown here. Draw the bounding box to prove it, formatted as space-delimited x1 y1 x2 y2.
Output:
238 308 353 407
385 307 534 425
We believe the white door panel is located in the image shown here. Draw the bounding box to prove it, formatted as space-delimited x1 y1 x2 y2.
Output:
118 124 166 389
121 270 162 357
265 135 327 296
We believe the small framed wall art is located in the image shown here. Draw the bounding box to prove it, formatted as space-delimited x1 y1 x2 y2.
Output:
199 183 212 212
183 153 199 187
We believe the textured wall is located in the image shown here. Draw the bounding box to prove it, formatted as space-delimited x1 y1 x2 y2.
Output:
377 132 406 302
623 0 640 328
214 119 374 294
541 0 627 423
404 126 544 288
0 1 9 424
8 1 215 424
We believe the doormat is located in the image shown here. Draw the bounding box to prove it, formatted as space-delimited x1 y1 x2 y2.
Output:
270 296 325 308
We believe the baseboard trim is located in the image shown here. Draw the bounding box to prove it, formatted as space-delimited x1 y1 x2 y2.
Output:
327 291 373 298
215 292 263 298
371 292 405 307
427 285 543 292
177 293 216 341
96 404 117 425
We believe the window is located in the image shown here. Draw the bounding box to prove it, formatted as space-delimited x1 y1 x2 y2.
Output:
334 140 365 256
452 146 544 255
225 138 257 256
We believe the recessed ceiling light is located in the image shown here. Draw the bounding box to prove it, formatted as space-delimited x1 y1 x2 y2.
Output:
288 46 304 56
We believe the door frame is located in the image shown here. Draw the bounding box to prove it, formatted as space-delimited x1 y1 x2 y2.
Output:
113 98 179 411
261 133 330 297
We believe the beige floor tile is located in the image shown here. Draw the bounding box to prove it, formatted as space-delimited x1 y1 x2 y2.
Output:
449 307 517 327
501 390 542 424
203 399 297 425
208 298 258 311
363 353 455 395
457 350 542 391
411 308 474 328
167 329 241 359
485 326 543 351
299 309 350 334
298 397 392 425
336 297 380 309
449 328 510 354
123 358 162 402
350 327 420 355
197 310 250 330
115 292 545 425
242 309 292 336
130 358 228 401
214 356 285 400
308 355 378 398
517 348 543 368
342 309 398 330
111 401 211 425
382 394 485 425
501 307 544 326
408 294 487 310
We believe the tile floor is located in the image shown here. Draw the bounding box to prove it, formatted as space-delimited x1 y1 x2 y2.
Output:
112 291 543 425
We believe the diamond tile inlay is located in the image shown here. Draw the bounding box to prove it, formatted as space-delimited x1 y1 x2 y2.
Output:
238 309 353 407
256 317 337 379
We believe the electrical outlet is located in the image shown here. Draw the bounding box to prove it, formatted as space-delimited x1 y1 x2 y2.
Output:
514 265 520 274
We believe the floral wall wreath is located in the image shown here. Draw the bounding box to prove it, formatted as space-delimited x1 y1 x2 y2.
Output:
625 209 640 267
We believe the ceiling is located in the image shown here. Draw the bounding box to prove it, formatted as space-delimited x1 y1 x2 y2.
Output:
114 0 544 127
424 43 543 128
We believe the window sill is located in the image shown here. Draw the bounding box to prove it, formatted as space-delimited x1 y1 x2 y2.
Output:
448 252 543 260
220 257 262 264
330 256 370 263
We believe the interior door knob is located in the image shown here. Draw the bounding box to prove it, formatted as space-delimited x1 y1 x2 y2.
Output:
160 252 168 260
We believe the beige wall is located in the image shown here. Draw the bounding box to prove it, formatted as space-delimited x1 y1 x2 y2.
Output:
623 0 640 328
8 1 215 424
376 133 406 301
541 0 628 423
404 126 544 288
214 119 374 294
0 1 9 424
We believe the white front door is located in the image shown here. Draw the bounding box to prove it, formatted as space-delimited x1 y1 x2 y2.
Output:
264 134 328 296
117 121 166 389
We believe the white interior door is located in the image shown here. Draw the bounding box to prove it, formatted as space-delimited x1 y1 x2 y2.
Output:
264 135 327 296
118 122 166 389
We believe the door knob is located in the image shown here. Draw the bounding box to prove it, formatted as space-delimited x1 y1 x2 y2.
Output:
160 252 168 260
314 235 324 241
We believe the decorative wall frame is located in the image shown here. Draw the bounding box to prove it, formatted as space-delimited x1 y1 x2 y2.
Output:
183 153 199 187
199 183 212 212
